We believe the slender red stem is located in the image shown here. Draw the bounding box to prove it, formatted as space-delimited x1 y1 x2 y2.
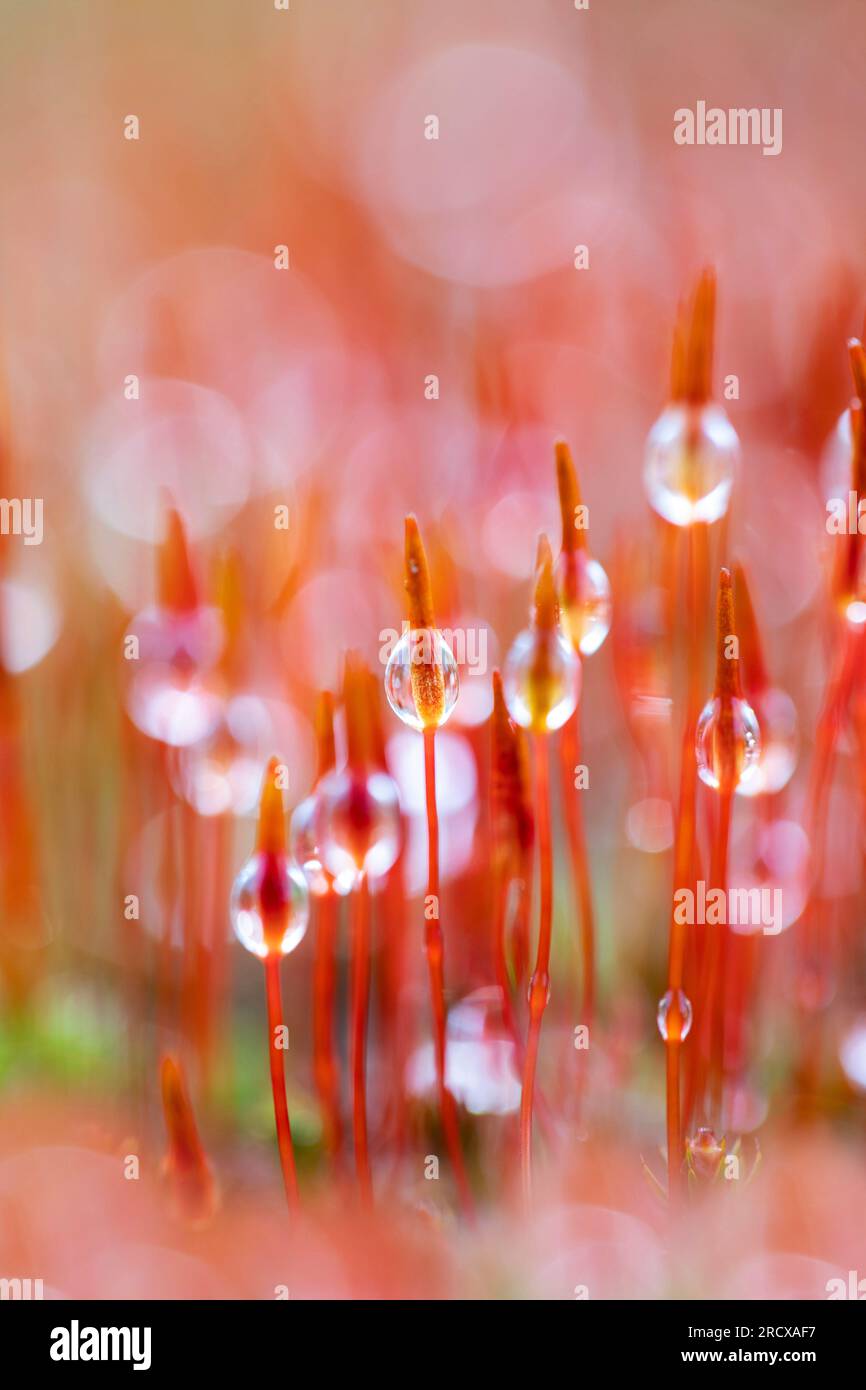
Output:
423 726 474 1217
666 523 706 1196
510 850 531 989
665 1043 681 1191
350 873 373 1205
694 787 732 1124
263 953 299 1213
520 732 552 1209
561 710 595 1027
493 839 558 1147
313 887 342 1166
493 861 522 1053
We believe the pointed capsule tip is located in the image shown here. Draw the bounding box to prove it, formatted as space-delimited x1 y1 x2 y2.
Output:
314 691 336 783
533 536 558 630
343 652 372 769
491 667 511 728
403 515 436 628
535 531 554 571
673 268 716 406
715 567 740 699
158 503 199 613
554 439 584 553
256 756 287 854
160 1053 182 1102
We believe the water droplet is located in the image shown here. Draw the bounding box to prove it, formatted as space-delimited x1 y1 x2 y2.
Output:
175 726 261 817
657 987 693 1042
316 769 401 890
406 988 521 1116
384 627 459 731
126 668 223 748
696 695 760 790
736 686 798 798
643 403 739 527
289 791 349 897
124 604 225 748
687 1126 724 1178
127 605 224 670
556 550 612 656
230 851 309 959
502 626 580 731
839 1017 866 1092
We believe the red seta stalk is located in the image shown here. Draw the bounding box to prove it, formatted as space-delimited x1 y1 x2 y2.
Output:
340 655 379 1202
310 692 343 1167
695 787 733 1122
513 536 570 1207
489 670 534 1054
664 521 706 1193
693 569 744 1125
264 952 299 1213
664 273 717 1195
313 887 342 1165
423 725 474 1216
402 516 474 1215
350 874 373 1205
661 271 717 1196
520 731 553 1207
553 442 596 1031
560 711 594 1028
253 756 303 1217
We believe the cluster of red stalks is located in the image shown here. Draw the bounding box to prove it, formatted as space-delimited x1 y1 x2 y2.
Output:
2 271 862 1232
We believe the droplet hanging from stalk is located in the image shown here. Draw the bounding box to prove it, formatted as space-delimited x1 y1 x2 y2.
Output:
732 563 798 798
695 571 761 793
643 269 740 527
384 517 460 732
384 514 474 1217
503 538 576 1206
553 439 611 657
692 570 758 1130
316 658 401 894
230 756 309 1214
503 535 580 732
292 690 344 1167
831 342 866 627
657 987 693 1043
553 438 605 1034
291 691 347 897
125 501 223 747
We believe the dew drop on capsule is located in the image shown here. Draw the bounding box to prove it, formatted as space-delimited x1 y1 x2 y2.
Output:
657 987 693 1043
556 550 612 656
736 687 798 798
502 628 580 732
289 791 338 898
230 852 310 959
696 695 760 790
643 404 739 527
316 769 401 891
126 668 223 748
384 627 459 731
